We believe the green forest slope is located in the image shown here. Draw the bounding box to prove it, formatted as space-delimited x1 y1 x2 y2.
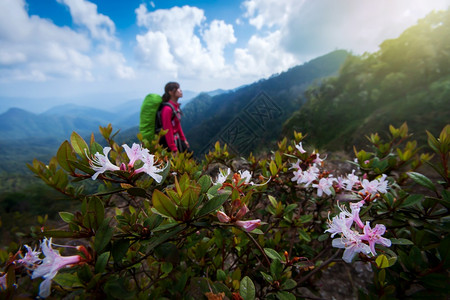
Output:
282 9 450 151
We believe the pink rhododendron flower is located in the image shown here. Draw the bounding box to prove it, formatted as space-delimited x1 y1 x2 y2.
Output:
376 174 388 194
0 273 6 290
295 142 306 153
360 174 389 195
236 219 261 232
344 170 360 190
134 151 163 183
349 201 365 229
360 222 392 256
332 230 371 263
88 147 120 180
313 151 326 165
313 177 335 197
293 165 319 186
291 168 303 183
360 179 379 195
325 212 353 238
235 204 249 219
217 211 231 223
17 245 41 269
122 143 145 168
290 159 301 170
31 238 82 298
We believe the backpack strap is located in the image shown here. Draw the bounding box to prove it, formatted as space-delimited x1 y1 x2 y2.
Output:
161 102 181 121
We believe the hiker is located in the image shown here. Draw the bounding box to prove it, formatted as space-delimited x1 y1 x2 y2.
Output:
159 82 190 153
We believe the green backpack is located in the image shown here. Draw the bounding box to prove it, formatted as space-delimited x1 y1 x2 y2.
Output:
139 93 178 142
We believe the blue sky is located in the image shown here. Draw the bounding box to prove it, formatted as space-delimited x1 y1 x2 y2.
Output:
1 0 449 112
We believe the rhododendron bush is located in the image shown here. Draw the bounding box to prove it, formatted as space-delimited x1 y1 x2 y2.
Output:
0 123 448 299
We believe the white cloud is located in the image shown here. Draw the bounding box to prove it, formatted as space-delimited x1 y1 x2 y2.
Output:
0 0 134 82
134 4 237 79
234 30 298 77
57 0 117 44
242 0 450 60
242 0 303 29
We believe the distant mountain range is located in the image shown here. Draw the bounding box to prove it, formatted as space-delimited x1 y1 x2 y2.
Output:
0 90 203 141
182 50 349 155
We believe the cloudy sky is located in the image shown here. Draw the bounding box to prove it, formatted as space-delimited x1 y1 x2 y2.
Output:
0 0 449 112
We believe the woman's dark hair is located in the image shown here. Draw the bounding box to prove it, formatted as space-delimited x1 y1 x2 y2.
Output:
162 82 180 102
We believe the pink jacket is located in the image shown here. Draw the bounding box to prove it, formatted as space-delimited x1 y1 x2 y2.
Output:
161 100 186 152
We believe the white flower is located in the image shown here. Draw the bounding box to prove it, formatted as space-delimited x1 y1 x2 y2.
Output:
122 143 145 168
313 151 327 165
134 151 163 183
238 170 253 184
360 179 379 195
332 229 371 263
376 174 389 194
214 168 231 185
88 147 120 180
344 170 360 191
313 177 335 197
295 142 306 154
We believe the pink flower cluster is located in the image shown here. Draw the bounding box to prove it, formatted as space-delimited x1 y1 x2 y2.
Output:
291 142 389 199
325 201 392 263
87 143 164 182
216 203 261 232
12 238 83 298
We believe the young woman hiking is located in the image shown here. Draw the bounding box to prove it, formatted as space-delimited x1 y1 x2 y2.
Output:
160 82 190 153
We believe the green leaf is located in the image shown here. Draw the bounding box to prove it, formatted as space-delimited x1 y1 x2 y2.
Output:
56 140 76 173
112 239 129 262
400 194 423 208
407 172 436 192
298 229 311 242
152 222 180 232
426 130 440 153
94 219 113 253
53 273 83 288
70 131 89 158
198 175 212 193
376 255 390 268
95 252 110 274
152 189 177 219
126 187 148 197
240 276 256 300
217 269 227 281
264 248 283 261
268 195 278 207
390 238 414 245
270 259 283 280
41 230 75 238
144 214 163 230
276 291 296 300
269 160 278 176
59 212 74 224
260 271 273 283
161 262 173 274
104 277 135 299
196 193 229 217
275 151 283 168
281 279 297 290
299 214 313 223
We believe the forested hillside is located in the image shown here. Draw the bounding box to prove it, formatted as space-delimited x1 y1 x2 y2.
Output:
183 50 349 155
282 9 450 151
